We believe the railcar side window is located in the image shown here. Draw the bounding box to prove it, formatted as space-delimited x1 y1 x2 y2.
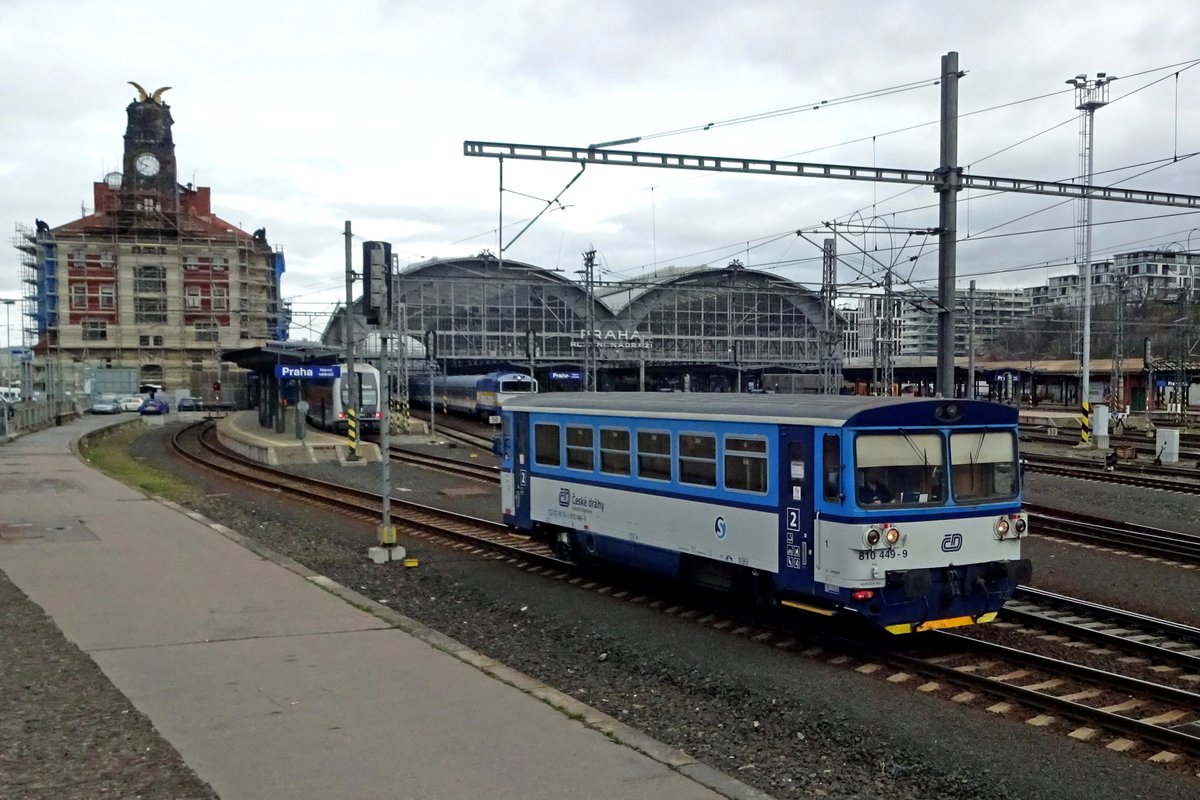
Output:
724 436 768 493
534 423 561 467
678 433 717 487
600 428 631 476
822 434 841 501
565 425 595 471
637 430 672 482
949 430 1018 502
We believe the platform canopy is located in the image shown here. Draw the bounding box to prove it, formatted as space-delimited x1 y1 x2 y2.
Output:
220 341 343 372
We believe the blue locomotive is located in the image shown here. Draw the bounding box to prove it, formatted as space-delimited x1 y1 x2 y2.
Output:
410 371 537 419
496 393 1031 634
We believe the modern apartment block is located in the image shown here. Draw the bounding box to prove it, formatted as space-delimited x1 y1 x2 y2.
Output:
845 288 1030 359
12 84 288 392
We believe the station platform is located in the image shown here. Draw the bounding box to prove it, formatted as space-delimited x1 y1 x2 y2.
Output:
216 409 384 465
1018 409 1082 431
0 415 761 800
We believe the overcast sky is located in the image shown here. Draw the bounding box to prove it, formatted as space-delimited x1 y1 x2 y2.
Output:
3 0 1200 344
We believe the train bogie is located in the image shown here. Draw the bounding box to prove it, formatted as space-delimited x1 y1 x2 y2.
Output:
497 393 1030 634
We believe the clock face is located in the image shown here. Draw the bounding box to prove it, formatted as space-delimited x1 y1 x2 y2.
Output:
135 152 160 177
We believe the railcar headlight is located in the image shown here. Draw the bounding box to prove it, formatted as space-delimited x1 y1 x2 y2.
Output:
886 527 901 546
1014 516 1028 536
865 528 881 547
994 517 1010 539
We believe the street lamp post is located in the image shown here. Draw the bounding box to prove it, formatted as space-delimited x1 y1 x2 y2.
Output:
1066 71 1116 432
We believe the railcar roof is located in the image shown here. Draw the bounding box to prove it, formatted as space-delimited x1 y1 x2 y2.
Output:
503 392 1015 426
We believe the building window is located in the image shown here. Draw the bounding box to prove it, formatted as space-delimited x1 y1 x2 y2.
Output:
71 284 87 309
82 320 107 341
191 359 204 372
213 256 228 272
212 287 228 311
135 297 167 324
67 251 84 268
135 266 166 294
99 251 114 269
194 322 218 342
139 335 150 346
186 286 202 309
100 284 115 309
153 335 163 346
184 255 200 271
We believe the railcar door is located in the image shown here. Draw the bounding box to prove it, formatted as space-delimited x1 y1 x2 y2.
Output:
506 412 532 524
778 428 816 594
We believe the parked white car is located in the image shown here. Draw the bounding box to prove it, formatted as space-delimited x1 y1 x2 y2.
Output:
119 396 145 412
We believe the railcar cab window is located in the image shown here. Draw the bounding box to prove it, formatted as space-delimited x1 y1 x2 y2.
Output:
950 430 1018 502
566 425 595 471
534 423 561 467
854 432 945 508
499 378 535 394
637 430 672 481
724 436 768 494
600 428 631 476
340 376 378 406
679 433 717 487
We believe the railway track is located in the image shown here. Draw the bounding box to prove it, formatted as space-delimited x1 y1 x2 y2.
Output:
1023 453 1200 494
170 420 1200 765
1025 503 1200 563
173 422 563 570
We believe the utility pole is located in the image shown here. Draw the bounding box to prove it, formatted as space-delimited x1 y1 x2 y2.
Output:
581 248 597 391
936 51 962 398
1111 274 1126 408
343 221 359 461
1067 71 1115 425
820 238 840 394
967 280 977 399
882 268 895 396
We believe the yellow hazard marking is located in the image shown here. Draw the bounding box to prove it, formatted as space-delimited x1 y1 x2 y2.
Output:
780 599 837 616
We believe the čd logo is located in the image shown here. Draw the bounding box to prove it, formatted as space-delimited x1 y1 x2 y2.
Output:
940 533 963 552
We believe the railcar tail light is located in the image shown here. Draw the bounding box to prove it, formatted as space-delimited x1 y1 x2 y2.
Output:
994 517 1010 539
851 590 875 601
865 528 881 546
1014 516 1028 535
886 528 901 546
338 412 346 420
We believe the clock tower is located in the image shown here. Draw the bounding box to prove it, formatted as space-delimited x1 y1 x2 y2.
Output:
120 82 179 221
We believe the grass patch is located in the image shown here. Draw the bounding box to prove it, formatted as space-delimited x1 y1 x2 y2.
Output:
78 422 197 504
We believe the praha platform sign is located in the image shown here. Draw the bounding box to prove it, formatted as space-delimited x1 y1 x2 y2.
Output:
274 365 341 380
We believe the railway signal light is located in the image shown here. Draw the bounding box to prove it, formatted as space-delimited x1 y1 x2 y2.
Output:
212 381 221 392
362 241 393 326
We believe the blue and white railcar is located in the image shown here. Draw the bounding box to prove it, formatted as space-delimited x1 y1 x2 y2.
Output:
496 393 1030 634
304 363 382 434
410 372 537 418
